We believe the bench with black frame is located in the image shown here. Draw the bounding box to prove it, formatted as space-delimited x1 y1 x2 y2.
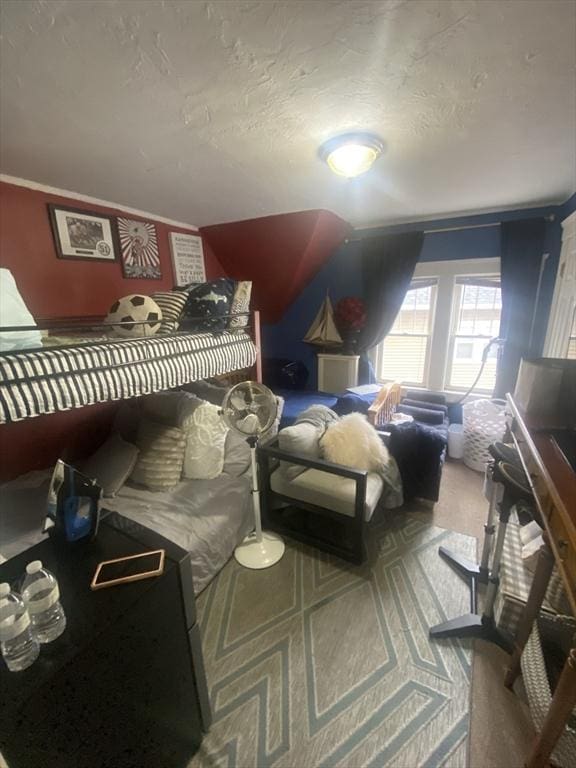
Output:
257 437 379 564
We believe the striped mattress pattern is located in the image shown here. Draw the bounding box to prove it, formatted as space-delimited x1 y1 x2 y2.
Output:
0 331 256 423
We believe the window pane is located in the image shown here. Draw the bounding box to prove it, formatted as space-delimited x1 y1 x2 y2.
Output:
449 337 499 390
376 282 436 385
390 284 434 334
449 279 502 391
380 335 429 384
567 308 576 360
455 284 501 337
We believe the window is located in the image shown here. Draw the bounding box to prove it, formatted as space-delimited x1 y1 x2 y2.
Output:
455 341 474 359
372 258 502 393
447 279 502 391
374 281 436 386
545 211 576 359
568 308 576 360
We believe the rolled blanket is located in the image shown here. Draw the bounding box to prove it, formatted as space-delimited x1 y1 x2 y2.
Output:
404 390 447 405
295 404 339 431
397 404 445 426
402 398 448 415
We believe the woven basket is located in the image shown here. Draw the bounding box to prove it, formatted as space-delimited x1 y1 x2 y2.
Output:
462 399 507 472
521 617 576 768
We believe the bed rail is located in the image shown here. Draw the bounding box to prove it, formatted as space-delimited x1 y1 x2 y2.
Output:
0 310 262 423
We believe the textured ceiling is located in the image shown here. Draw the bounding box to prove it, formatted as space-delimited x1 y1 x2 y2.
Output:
1 0 575 228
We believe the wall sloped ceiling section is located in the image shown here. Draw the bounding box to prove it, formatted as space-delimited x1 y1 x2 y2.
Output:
201 209 351 323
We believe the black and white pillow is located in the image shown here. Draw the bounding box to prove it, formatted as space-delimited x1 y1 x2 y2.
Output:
180 278 236 332
229 280 252 330
150 291 188 333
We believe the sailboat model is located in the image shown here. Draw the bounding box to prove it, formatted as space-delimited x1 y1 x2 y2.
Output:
303 294 343 348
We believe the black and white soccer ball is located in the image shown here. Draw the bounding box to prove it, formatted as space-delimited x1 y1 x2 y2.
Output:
106 294 163 338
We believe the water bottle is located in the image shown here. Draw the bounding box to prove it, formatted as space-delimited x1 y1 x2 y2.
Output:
0 583 40 671
21 561 66 643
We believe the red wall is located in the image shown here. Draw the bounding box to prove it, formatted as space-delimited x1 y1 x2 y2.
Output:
0 181 224 318
201 209 350 323
0 183 350 481
0 181 224 481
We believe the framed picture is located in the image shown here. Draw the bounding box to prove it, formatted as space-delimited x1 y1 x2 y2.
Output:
169 232 206 287
48 205 118 262
117 218 161 279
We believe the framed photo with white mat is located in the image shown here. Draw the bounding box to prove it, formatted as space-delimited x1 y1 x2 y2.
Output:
48 204 118 262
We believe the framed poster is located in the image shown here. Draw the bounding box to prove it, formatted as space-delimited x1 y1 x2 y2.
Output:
117 218 161 279
48 205 118 261
169 232 206 287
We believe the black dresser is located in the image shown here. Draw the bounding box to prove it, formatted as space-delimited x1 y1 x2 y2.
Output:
0 512 211 768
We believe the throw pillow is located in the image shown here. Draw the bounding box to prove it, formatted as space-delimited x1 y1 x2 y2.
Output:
130 419 186 490
223 429 252 477
0 268 42 351
150 291 188 333
180 278 236 332
81 433 139 497
229 280 252 330
278 422 321 480
320 412 389 472
140 391 202 428
182 401 229 480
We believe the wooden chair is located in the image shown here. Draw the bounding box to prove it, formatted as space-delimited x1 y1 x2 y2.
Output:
366 381 403 428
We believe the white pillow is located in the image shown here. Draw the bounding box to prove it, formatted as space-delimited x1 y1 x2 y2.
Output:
0 268 42 351
182 401 229 480
320 413 389 472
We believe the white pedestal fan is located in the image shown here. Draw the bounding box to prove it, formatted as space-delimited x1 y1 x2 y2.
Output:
221 382 285 569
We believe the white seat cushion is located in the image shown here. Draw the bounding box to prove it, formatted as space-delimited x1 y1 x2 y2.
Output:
270 467 383 521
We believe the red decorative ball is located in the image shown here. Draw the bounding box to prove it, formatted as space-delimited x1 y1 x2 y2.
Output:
334 297 367 332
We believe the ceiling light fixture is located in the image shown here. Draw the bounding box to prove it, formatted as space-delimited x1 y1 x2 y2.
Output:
319 132 385 178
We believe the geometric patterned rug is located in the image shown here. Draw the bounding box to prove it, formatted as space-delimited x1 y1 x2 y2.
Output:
190 513 476 768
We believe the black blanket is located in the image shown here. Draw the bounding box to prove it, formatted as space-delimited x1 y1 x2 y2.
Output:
387 421 447 503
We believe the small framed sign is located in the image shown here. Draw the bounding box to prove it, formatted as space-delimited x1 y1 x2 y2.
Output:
169 232 206 286
48 205 118 262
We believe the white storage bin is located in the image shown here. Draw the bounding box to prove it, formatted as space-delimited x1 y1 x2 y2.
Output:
462 399 507 472
447 423 464 459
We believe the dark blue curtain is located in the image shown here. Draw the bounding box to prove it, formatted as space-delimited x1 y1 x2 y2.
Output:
357 232 424 384
494 219 547 398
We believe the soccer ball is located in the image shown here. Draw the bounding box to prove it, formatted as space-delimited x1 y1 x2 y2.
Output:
106 294 163 338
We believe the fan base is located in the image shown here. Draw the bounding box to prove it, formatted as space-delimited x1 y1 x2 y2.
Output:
234 531 285 569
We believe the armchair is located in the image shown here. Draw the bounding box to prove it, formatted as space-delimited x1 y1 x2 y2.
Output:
257 437 384 564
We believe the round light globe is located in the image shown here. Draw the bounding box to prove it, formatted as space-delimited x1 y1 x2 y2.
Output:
320 133 384 178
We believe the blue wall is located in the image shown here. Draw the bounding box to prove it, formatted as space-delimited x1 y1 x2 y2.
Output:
263 240 363 386
262 197 575 389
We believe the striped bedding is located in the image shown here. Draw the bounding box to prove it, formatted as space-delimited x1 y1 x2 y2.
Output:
0 331 256 423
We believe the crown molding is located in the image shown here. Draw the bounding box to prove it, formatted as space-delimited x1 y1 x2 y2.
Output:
0 174 198 231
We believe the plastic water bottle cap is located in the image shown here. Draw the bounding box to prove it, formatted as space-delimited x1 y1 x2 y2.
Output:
0 583 10 598
26 560 43 574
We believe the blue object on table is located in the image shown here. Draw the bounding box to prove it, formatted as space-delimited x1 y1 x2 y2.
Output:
44 460 101 543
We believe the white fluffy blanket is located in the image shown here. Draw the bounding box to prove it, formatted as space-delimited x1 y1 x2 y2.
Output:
319 412 389 472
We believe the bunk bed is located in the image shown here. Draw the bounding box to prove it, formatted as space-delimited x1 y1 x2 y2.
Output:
0 312 261 424
0 310 263 593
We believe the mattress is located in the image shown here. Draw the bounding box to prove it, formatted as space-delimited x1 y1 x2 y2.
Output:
0 330 256 423
95 475 253 594
0 470 252 595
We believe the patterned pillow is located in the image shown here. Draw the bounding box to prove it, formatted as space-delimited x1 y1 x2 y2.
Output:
150 291 187 333
180 278 236 332
130 418 186 490
229 280 252 330
182 401 229 479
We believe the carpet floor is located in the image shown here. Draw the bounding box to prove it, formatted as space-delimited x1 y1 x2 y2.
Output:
191 510 477 768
